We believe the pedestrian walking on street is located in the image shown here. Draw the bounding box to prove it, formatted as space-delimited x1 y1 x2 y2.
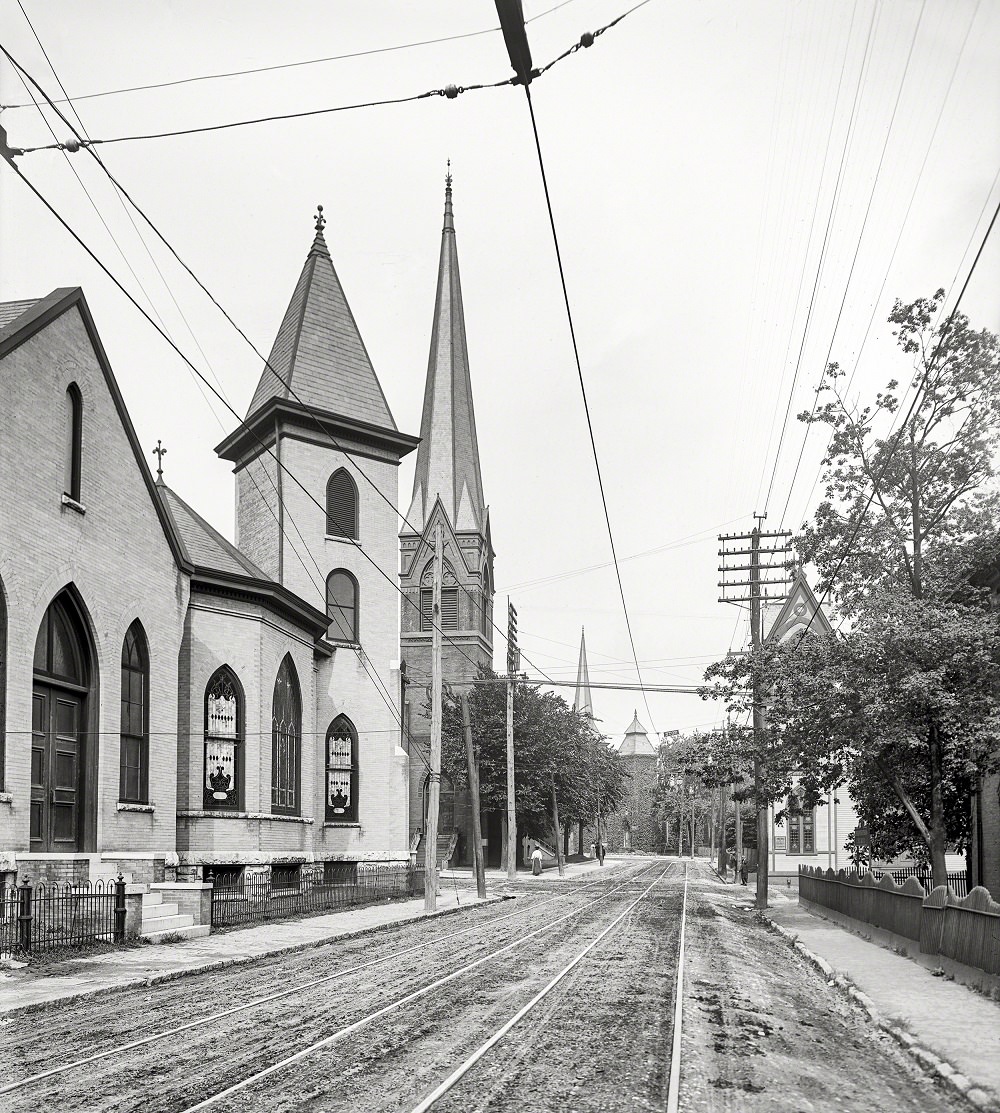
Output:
531 845 543 876
598 840 606 867
739 856 748 886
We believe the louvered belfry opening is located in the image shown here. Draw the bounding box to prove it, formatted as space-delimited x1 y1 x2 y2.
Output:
326 468 358 539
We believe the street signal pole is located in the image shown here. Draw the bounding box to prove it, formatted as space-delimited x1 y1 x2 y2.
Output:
506 600 519 881
718 516 792 908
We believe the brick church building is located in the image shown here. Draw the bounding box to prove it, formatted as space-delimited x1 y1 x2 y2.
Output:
399 174 500 868
0 207 421 888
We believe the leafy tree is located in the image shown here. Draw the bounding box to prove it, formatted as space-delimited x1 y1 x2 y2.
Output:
437 666 628 848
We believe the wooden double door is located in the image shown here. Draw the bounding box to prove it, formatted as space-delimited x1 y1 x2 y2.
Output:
30 685 84 852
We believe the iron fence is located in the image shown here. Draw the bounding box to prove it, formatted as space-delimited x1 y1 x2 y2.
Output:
209 862 414 929
871 866 969 898
0 877 126 953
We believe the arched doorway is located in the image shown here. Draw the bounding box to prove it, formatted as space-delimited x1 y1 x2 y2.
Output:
31 591 93 852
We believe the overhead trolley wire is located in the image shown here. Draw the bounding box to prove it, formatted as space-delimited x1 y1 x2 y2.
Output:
509 14 659 733
1 0 578 110
782 0 985 531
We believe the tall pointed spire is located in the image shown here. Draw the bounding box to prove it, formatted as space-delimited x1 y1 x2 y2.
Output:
406 169 486 534
245 206 397 429
573 627 593 717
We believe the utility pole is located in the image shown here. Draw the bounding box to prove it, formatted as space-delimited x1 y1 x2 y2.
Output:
719 518 792 907
551 772 565 877
506 599 519 881
461 691 487 899
424 524 444 911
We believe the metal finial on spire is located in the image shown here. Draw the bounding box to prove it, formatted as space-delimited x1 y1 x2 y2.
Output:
314 204 325 233
445 159 452 192
152 439 167 482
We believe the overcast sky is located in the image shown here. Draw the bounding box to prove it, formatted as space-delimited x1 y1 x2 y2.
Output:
3 0 999 743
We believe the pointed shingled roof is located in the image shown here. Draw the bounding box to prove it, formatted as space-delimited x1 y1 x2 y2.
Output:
246 207 397 430
405 172 486 535
618 711 657 758
573 627 593 717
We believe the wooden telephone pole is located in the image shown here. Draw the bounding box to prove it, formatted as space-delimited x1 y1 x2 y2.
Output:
424 525 444 911
506 600 519 881
461 691 487 898
718 517 792 908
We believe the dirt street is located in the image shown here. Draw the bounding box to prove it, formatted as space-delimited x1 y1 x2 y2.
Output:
1 861 970 1112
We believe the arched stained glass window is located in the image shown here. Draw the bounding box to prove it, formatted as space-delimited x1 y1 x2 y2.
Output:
271 656 301 815
326 716 358 822
326 570 359 643
204 666 242 809
119 620 149 804
326 468 358 539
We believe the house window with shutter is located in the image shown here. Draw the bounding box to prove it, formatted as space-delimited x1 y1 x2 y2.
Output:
326 468 358 539
326 570 359 643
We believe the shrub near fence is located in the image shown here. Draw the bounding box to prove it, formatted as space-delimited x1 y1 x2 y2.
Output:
800 866 1000 976
210 862 413 929
0 877 126 953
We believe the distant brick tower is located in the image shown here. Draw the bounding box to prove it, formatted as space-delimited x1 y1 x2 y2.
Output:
400 172 496 866
606 712 659 853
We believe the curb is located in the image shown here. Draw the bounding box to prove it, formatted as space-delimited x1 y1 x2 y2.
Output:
1 894 504 1019
768 918 1000 1112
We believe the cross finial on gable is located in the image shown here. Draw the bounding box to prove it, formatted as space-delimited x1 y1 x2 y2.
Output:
152 439 167 482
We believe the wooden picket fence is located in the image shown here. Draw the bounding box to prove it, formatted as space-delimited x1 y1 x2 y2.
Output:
799 866 1000 976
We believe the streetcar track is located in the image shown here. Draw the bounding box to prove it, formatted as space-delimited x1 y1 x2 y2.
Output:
2 862 658 1101
407 863 678 1112
174 864 668 1112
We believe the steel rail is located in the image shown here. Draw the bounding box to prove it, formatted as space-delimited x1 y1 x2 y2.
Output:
176 865 662 1112
666 863 690 1112
1 862 652 1096
407 862 675 1112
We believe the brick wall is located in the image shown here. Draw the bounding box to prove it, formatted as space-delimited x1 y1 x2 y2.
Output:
0 303 187 869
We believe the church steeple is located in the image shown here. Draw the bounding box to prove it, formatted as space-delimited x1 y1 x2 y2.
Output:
406 170 486 534
573 627 593 717
243 206 397 430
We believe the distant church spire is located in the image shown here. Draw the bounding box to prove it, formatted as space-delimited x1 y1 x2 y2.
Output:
406 169 486 533
573 627 593 717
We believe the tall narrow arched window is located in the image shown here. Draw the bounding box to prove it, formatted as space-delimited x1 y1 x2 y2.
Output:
271 656 301 815
119 620 149 803
64 383 82 501
204 666 243 809
420 561 459 631
326 468 358 539
786 793 815 854
325 715 358 822
326 570 359 643
0 580 6 790
479 565 493 638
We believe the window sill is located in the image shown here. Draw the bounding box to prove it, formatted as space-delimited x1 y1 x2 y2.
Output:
61 493 86 515
117 802 154 813
325 534 360 545
324 821 361 829
178 810 315 825
327 639 361 649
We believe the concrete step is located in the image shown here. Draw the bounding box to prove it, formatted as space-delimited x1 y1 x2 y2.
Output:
141 912 194 936
142 923 210 944
142 891 165 909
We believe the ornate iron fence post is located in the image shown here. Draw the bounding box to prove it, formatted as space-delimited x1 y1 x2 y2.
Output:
206 869 215 930
114 872 126 942
17 877 32 953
